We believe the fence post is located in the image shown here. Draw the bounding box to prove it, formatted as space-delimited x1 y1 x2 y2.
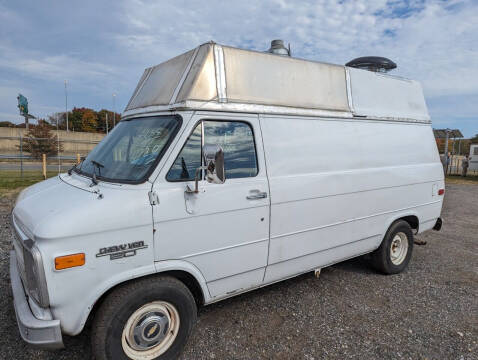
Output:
19 132 24 179
42 154 47 179
77 153 81 164
57 132 61 174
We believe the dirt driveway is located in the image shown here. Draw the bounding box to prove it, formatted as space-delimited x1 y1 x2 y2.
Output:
0 184 476 359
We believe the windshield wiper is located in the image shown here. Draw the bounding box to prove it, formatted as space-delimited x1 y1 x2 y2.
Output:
68 164 76 176
90 160 104 186
68 156 85 176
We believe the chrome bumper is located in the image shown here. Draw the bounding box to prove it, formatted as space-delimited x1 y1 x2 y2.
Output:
9 251 64 349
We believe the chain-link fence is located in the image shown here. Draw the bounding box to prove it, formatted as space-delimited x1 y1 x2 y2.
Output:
442 154 478 177
0 129 103 180
1 129 476 183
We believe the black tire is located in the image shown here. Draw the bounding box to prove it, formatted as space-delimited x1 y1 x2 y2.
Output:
91 276 197 360
371 220 414 274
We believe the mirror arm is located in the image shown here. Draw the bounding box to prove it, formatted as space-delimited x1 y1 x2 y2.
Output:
193 167 202 193
185 144 225 195
185 166 206 194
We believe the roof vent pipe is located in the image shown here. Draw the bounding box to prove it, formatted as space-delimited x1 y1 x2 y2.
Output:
346 56 397 73
266 39 291 56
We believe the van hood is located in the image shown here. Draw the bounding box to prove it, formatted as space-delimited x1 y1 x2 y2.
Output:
13 174 152 241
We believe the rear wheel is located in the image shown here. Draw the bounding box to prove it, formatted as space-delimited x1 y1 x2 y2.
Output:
371 220 414 274
92 276 197 360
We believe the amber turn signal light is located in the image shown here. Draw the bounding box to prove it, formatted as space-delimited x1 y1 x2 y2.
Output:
55 253 85 270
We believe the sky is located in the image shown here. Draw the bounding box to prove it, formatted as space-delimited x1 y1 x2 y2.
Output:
0 0 477 137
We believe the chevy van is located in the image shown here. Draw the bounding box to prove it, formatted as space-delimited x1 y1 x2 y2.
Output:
10 41 444 360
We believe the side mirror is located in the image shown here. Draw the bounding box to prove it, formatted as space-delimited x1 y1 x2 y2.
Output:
185 144 226 194
203 144 225 184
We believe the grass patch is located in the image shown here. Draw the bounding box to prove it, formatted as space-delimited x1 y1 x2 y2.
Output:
446 174 478 185
0 170 59 198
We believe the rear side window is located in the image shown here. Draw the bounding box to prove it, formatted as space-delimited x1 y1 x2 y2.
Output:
167 120 258 181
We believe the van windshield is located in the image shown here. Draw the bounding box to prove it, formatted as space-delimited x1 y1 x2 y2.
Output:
75 115 181 183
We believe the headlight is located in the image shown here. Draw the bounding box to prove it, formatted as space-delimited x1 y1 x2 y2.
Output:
23 239 49 307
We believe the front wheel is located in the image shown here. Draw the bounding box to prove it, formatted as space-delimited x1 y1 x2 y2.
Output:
92 276 197 360
371 220 414 274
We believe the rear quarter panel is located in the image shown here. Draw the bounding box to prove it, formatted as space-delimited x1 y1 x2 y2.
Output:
260 115 443 282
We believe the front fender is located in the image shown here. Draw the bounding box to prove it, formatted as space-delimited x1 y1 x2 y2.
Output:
58 263 158 336
68 260 210 336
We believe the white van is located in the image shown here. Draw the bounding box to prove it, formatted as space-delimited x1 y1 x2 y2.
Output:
10 41 444 360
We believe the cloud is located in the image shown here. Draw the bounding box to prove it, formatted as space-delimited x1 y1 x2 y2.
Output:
369 0 478 98
0 44 124 91
117 0 478 98
0 0 477 136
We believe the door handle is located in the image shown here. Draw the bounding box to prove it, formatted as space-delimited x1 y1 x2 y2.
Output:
246 190 268 200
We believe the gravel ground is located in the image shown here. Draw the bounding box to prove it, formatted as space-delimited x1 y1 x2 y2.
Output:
0 184 477 359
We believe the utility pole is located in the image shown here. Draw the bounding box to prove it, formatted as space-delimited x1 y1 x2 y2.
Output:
112 93 116 128
57 113 61 173
65 80 69 131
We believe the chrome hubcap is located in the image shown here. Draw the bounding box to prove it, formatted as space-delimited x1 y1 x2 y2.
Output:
122 301 180 359
390 232 408 265
130 312 169 350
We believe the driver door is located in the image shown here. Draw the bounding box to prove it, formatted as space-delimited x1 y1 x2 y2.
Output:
152 113 270 300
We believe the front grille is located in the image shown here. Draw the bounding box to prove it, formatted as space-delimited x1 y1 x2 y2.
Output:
11 215 28 287
11 214 50 307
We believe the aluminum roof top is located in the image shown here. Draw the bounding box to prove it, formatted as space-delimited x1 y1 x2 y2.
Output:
124 42 430 123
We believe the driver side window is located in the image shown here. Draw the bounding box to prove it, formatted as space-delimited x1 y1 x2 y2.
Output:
166 123 202 181
166 120 258 181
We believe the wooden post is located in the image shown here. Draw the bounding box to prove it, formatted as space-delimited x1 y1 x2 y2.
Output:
77 153 81 164
42 154 47 179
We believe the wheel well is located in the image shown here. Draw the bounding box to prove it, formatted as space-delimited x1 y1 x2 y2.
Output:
399 215 419 231
85 270 204 332
163 270 205 306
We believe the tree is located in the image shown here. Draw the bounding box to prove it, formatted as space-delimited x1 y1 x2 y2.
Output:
70 107 87 132
0 121 15 127
81 109 98 132
47 113 67 130
97 109 109 133
55 112 67 130
21 120 62 158
435 138 453 154
35 118 54 129
97 109 121 133
471 134 478 144
44 107 121 133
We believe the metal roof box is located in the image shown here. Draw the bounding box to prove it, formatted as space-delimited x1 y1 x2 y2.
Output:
124 42 430 123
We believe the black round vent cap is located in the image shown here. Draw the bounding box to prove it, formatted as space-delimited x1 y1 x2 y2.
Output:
346 56 397 72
